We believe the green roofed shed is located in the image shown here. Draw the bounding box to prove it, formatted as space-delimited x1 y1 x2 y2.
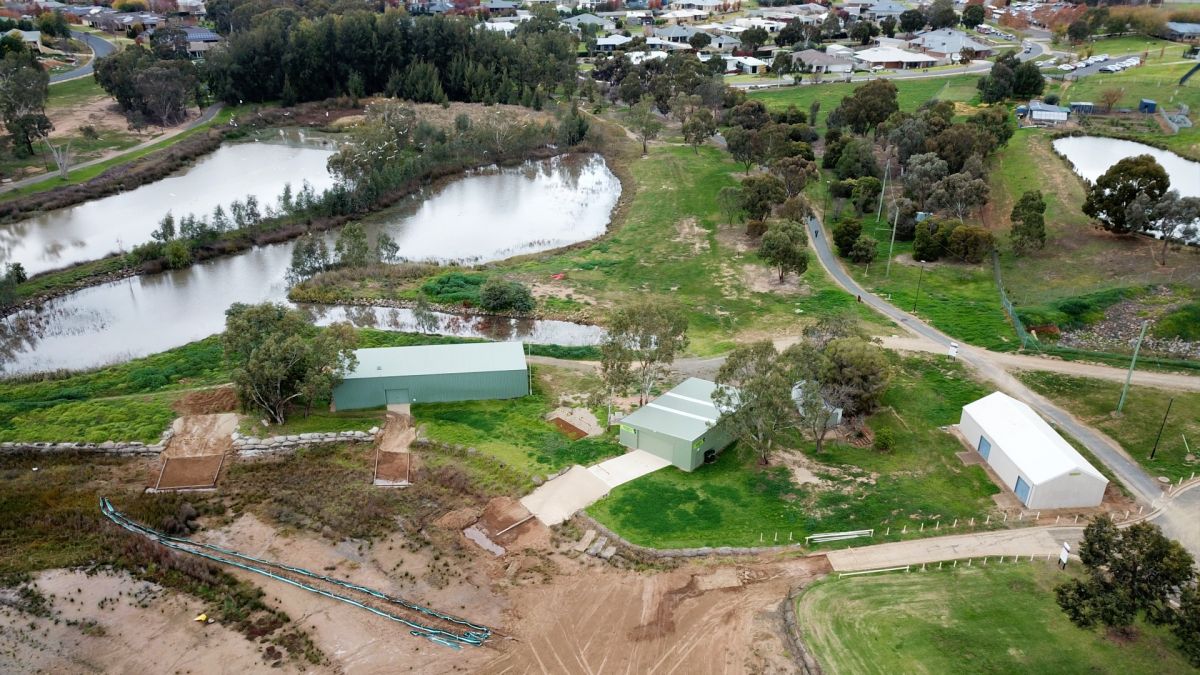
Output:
331 342 529 411
618 378 736 471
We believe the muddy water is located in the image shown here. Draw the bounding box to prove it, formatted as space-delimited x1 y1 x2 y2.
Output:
0 154 616 375
0 129 339 276
1052 136 1200 199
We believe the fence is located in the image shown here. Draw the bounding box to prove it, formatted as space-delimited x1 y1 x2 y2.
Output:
990 249 1038 350
837 554 1064 578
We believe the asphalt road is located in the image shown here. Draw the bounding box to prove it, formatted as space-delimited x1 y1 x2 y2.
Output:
50 31 116 84
1054 52 1145 80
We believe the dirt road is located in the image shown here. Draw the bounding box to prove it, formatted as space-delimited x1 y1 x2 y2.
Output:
822 527 1083 572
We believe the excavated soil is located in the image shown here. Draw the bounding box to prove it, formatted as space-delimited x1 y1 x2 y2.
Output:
172 386 239 415
165 413 238 458
153 454 225 490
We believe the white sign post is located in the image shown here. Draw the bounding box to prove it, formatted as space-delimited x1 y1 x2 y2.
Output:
948 342 959 360
1058 542 1071 569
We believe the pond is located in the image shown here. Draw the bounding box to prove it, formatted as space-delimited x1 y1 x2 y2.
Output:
0 154 617 375
1052 136 1200 199
0 130 339 276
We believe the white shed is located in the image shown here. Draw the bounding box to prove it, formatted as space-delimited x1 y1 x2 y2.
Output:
958 392 1107 509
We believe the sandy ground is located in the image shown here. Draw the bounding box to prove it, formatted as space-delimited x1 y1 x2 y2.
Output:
0 569 294 674
166 413 238 459
153 454 226 489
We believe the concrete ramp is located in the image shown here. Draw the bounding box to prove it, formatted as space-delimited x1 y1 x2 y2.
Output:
521 465 611 526
587 450 671 489
520 451 673 526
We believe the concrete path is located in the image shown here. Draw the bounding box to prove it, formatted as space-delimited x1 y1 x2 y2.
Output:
822 527 1083 572
50 31 116 84
1 103 223 194
521 450 672 526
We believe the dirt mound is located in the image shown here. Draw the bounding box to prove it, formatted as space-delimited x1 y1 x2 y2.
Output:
172 387 238 415
435 507 482 531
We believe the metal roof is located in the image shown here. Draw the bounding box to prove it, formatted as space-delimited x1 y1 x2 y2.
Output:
962 392 1106 484
621 378 734 442
343 342 526 380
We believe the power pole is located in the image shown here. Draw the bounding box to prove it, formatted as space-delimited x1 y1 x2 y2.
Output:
1116 320 1149 414
912 265 925 313
876 157 890 221
1149 397 1173 460
885 205 899 278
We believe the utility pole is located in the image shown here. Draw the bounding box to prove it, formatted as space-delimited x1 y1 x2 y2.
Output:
885 205 899 278
912 265 925 313
1116 320 1149 414
1150 397 1173 460
876 157 890 221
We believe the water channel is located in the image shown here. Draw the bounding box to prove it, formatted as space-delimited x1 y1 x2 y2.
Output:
0 130 340 277
0 153 618 375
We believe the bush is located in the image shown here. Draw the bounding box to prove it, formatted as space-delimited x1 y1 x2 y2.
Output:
1154 302 1200 341
912 220 941 262
874 427 896 453
421 272 486 305
479 277 535 313
832 217 863 257
163 240 193 269
946 225 994 263
848 234 878 263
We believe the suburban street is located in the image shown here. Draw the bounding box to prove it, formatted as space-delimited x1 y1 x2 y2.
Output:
50 31 116 84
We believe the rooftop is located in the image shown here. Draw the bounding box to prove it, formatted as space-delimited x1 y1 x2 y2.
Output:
343 342 527 380
621 378 733 442
962 392 1106 484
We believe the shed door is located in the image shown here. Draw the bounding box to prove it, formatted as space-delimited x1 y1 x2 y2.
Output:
385 389 411 405
1014 476 1032 504
977 436 991 461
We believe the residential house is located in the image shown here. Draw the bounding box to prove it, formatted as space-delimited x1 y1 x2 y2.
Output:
706 33 741 52
594 33 633 53
852 45 937 69
481 0 519 14
8 29 41 51
562 13 615 32
792 48 854 74
484 20 519 35
654 24 699 43
669 0 722 11
862 1 907 22
908 28 993 62
724 54 768 74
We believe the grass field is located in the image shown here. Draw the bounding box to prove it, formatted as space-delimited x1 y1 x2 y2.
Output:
750 74 982 116
46 76 108 110
588 354 1000 548
1070 35 1193 63
415 366 623 475
795 564 1193 674
1018 371 1200 482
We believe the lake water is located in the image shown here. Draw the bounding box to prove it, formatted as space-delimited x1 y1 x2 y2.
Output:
0 130 339 276
1052 136 1200 199
0 154 617 375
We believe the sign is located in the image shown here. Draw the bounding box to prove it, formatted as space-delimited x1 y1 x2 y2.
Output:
948 342 959 359
1059 542 1071 569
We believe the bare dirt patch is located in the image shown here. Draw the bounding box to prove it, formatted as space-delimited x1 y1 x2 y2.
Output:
673 216 710 254
172 386 238 415
49 99 138 140
153 454 225 490
374 450 412 485
529 279 601 307
166 413 237 458
742 263 811 295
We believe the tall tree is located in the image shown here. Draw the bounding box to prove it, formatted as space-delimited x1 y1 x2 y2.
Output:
899 9 926 34
771 155 817 198
961 3 985 29
1147 191 1200 265
0 52 50 156
831 79 898 134
600 300 690 406
625 96 663 155
928 172 990 222
1010 190 1047 255
926 0 959 29
712 341 797 465
759 220 809 282
682 109 716 153
223 303 358 423
739 174 786 222
905 152 949 206
1082 154 1170 234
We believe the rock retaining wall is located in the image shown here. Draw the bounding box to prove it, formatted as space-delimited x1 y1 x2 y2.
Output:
0 441 162 455
233 428 380 457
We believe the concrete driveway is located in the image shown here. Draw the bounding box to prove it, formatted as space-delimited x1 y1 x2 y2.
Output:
520 450 672 526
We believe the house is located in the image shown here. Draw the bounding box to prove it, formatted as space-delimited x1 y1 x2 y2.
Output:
670 0 722 10
8 29 41 51
725 55 769 74
958 392 1107 509
481 0 519 13
594 33 633 52
792 48 855 73
908 28 994 61
654 24 700 43
862 0 907 21
1164 21 1200 42
330 342 529 411
561 13 615 32
1022 99 1070 125
627 50 668 65
826 43 854 58
852 45 937 69
618 378 736 471
706 33 742 52
483 20 518 36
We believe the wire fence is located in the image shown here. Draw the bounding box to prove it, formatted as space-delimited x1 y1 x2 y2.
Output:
990 249 1039 351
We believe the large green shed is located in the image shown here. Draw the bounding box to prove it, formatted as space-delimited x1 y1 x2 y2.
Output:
618 378 736 472
331 342 529 411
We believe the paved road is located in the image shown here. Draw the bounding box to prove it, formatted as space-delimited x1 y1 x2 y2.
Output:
0 103 223 194
50 31 116 84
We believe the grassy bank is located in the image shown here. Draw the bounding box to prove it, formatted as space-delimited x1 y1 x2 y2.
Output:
588 354 1000 548
749 74 982 116
1018 371 1200 482
795 564 1193 674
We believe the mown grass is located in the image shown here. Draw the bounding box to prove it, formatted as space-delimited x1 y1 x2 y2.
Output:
46 76 107 109
749 74 982 116
415 367 623 475
795 564 1193 674
1070 36 1192 63
1018 371 1200 482
588 354 1000 548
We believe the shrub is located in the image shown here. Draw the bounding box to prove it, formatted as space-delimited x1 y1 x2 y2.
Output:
163 240 193 269
832 217 863 257
848 234 878 263
479 277 535 313
1154 302 1200 341
874 427 896 453
946 225 994 263
912 220 941 262
421 272 486 305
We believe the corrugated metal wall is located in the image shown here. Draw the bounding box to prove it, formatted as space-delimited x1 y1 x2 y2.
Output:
332 368 529 410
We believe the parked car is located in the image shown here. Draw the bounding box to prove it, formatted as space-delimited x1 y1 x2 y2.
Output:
1058 63 1075 71
1099 64 1120 72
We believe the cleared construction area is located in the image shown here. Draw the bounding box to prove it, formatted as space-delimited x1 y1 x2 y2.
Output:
150 413 237 491
373 411 416 487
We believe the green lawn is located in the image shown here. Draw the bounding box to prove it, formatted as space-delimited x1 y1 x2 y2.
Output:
750 74 982 116
588 354 1001 548
415 366 624 476
1071 36 1193 64
47 76 107 110
1018 371 1200 482
795 564 1194 674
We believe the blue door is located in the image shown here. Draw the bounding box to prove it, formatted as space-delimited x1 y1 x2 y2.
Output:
977 436 991 460
1014 476 1031 504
